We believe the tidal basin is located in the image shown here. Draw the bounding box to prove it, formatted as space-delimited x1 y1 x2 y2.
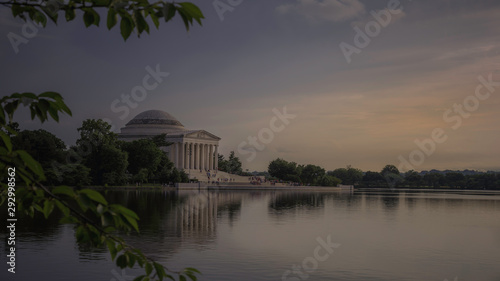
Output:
1 189 500 281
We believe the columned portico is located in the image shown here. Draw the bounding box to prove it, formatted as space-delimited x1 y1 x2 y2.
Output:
118 110 221 176
176 142 219 171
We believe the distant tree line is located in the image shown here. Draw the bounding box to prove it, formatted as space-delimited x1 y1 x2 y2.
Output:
267 158 500 190
11 119 189 186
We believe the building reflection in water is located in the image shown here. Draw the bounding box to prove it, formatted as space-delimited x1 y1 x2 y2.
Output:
167 190 244 240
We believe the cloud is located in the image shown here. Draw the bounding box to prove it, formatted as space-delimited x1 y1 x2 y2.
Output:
436 45 496 60
276 0 365 23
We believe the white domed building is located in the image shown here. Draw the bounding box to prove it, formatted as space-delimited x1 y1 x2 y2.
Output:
118 110 220 172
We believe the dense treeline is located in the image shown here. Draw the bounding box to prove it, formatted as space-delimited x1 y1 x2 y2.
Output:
11 119 189 186
267 158 500 190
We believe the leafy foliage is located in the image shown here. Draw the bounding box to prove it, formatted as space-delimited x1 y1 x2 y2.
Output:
268 158 300 183
327 165 363 185
218 151 242 174
0 95 200 280
76 119 129 185
4 0 205 40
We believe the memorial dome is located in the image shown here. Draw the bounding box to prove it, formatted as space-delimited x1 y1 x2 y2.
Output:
126 110 184 127
119 110 186 138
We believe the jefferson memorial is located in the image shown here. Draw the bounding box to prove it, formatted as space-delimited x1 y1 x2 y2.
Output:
118 110 220 171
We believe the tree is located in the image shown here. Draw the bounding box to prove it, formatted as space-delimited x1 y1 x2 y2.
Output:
445 172 466 188
404 170 423 187
149 133 172 147
0 94 200 281
2 0 205 41
328 165 363 185
227 151 242 174
268 158 300 182
218 154 227 171
361 171 384 187
318 174 341 187
423 172 445 188
49 163 91 187
133 168 149 184
122 139 163 177
77 119 119 148
1 1 205 279
218 151 243 174
381 164 403 188
76 119 128 185
300 164 325 185
12 129 66 184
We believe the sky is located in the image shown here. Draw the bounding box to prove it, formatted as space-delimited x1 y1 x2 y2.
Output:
1 0 499 172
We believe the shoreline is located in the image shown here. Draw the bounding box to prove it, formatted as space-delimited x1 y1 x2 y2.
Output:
82 185 500 192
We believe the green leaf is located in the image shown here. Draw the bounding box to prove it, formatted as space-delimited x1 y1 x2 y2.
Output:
134 10 149 35
65 8 76 21
179 276 187 281
107 8 117 30
153 262 167 281
185 273 197 281
83 10 93 27
184 268 201 274
110 204 139 220
21 92 38 99
177 10 191 31
133 276 146 281
47 106 59 122
52 186 76 197
54 200 70 216
33 10 48 27
4 100 20 120
43 200 55 219
145 263 153 275
80 189 108 205
179 2 204 25
77 192 92 212
116 254 127 269
39 91 62 100
41 6 58 25
121 213 139 232
163 3 176 22
127 252 136 267
11 4 23 17
16 150 45 179
0 106 5 125
120 14 134 40
83 8 99 27
38 99 50 113
149 12 159 29
0 131 12 152
106 240 117 260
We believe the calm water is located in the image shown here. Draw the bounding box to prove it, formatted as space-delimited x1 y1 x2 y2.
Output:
1 189 500 281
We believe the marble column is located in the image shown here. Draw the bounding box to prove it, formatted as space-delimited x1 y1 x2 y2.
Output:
208 145 213 171
205 145 209 171
193 143 197 170
184 143 188 169
179 142 184 170
189 143 194 169
196 143 201 170
214 145 218 170
201 144 205 171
